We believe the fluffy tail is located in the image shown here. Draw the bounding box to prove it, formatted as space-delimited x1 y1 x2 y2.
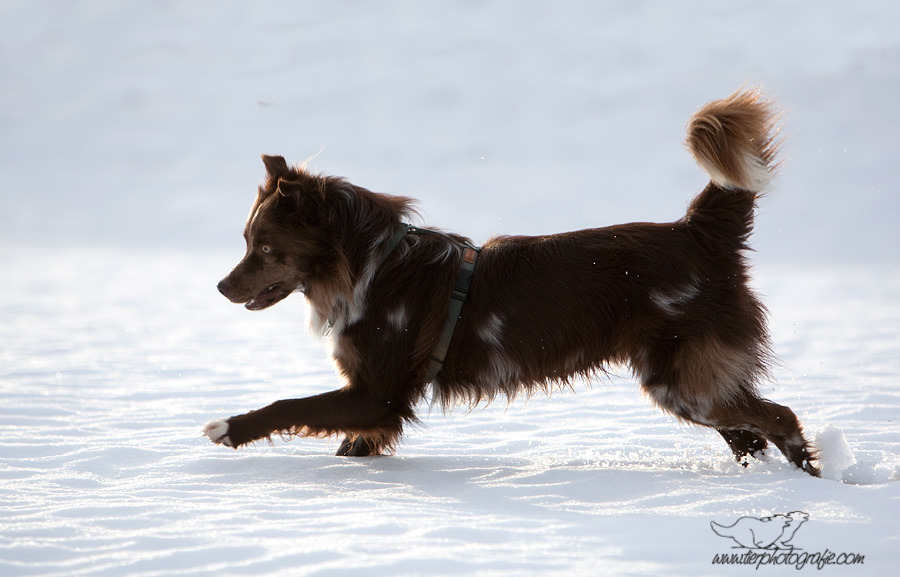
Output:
687 87 781 193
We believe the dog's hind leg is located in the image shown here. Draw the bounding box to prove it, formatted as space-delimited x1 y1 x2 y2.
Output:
646 382 818 476
204 388 412 455
637 342 818 476
716 428 768 465
335 435 379 457
708 393 820 477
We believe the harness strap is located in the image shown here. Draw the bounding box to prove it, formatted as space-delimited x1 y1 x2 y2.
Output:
378 223 481 383
376 225 413 268
425 245 478 383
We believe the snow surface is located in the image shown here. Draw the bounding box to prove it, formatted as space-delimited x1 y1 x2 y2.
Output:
2 1 899 575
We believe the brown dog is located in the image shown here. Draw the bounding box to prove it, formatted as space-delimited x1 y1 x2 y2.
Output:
204 87 819 476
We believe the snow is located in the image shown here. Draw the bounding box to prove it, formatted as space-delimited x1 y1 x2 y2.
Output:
1 1 899 575
816 425 858 482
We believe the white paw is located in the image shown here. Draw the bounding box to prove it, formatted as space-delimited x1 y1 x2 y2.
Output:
203 418 234 447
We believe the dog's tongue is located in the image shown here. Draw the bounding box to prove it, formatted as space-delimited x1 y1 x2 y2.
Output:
245 283 283 311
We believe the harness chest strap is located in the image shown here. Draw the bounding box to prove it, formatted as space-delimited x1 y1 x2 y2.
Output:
425 245 479 383
378 224 481 383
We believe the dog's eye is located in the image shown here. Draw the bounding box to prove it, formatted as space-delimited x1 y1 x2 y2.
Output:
260 245 272 254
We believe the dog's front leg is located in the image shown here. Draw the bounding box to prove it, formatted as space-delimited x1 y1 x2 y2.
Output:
203 388 408 454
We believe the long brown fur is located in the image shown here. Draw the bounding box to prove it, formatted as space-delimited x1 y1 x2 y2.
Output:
205 87 819 476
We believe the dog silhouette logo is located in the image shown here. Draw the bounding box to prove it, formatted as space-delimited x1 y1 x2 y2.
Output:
710 511 809 550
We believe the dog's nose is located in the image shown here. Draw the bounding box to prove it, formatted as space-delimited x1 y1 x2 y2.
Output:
217 278 231 297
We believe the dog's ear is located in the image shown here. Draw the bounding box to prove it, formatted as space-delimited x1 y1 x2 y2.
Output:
275 178 304 199
275 178 327 225
276 177 323 223
262 155 290 179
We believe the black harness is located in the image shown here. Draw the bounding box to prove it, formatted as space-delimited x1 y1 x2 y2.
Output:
378 223 481 383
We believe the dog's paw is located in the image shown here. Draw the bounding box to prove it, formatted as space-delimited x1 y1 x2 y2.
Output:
202 418 234 447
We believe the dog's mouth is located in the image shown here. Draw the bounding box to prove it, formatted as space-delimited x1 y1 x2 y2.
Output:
245 282 293 311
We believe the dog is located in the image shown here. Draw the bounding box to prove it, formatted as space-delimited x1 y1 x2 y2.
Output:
204 87 820 477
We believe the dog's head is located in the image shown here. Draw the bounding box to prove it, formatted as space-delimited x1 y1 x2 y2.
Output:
217 155 346 310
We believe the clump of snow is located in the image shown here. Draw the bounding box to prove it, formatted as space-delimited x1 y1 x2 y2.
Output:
813 425 897 485
815 424 857 481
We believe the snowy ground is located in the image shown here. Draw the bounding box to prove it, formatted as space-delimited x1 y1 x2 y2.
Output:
2 1 899 575
2 250 898 576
